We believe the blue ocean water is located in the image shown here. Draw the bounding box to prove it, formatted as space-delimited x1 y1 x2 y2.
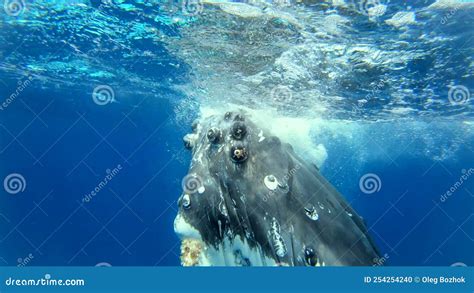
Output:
0 0 473 267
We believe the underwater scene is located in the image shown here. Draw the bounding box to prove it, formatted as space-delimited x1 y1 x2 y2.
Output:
0 0 473 267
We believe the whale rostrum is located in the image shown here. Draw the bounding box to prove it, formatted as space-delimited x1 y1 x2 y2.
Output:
174 111 381 266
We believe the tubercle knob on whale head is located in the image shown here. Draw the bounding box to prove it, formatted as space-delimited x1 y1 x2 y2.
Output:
191 119 199 132
183 119 201 150
183 133 197 150
231 122 247 140
207 127 221 143
230 143 248 163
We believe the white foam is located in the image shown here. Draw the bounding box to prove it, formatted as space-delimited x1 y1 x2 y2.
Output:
427 0 474 9
368 4 387 20
387 107 416 115
200 106 328 167
204 0 302 28
385 12 417 28
212 1 264 18
330 0 346 7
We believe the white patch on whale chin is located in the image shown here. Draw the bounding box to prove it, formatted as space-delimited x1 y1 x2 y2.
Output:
174 214 202 240
174 214 278 266
199 236 278 266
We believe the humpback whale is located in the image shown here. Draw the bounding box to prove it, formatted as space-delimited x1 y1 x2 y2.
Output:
174 111 380 266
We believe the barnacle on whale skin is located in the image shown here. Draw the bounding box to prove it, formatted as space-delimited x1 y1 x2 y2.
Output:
180 239 203 266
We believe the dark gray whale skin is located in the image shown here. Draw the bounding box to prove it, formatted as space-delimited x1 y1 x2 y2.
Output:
177 111 381 266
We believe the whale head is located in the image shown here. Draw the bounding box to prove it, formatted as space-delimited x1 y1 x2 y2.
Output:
174 110 380 266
